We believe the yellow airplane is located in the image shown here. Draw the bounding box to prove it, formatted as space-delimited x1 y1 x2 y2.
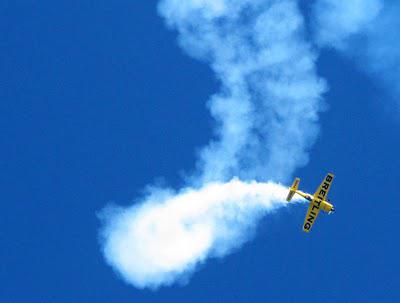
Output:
286 173 335 233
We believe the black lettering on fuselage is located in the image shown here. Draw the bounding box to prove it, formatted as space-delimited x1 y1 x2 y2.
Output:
304 222 311 230
319 189 326 198
322 182 329 190
326 175 333 182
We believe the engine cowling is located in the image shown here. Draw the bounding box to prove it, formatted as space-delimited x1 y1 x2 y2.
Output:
321 200 334 213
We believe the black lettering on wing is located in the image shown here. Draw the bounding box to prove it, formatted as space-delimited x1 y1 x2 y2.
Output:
307 214 315 224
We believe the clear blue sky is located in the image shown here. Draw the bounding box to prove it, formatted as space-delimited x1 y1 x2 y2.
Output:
1 1 399 302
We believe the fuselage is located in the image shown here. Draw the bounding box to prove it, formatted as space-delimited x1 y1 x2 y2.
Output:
294 190 335 213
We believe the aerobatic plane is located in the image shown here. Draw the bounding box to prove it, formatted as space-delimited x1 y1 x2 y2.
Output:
286 173 335 233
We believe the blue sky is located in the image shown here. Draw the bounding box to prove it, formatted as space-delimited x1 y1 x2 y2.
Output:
1 1 399 302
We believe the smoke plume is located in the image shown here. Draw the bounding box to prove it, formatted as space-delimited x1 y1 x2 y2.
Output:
99 0 399 289
99 0 326 289
99 0 325 289
100 180 300 288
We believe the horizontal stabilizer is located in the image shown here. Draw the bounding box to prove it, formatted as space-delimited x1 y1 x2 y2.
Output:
286 178 300 201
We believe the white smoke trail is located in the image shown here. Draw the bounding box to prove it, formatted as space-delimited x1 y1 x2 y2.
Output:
159 0 326 183
100 179 301 289
99 0 400 289
99 0 327 289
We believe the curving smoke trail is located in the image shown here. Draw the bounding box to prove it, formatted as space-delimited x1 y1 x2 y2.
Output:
100 180 301 288
159 0 326 183
99 0 400 289
99 0 326 289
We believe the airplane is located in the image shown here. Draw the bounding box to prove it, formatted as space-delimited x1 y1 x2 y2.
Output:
286 173 335 233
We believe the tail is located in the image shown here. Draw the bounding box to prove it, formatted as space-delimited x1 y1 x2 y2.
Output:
286 178 300 202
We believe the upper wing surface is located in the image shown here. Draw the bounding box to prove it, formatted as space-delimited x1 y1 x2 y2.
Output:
302 173 334 233
313 173 334 201
302 198 321 232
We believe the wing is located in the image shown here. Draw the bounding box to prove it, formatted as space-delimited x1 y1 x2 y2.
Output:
302 173 334 233
313 173 334 201
302 197 321 232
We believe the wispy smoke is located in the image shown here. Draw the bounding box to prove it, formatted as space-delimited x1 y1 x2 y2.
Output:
312 0 383 50
100 180 300 289
313 0 400 106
